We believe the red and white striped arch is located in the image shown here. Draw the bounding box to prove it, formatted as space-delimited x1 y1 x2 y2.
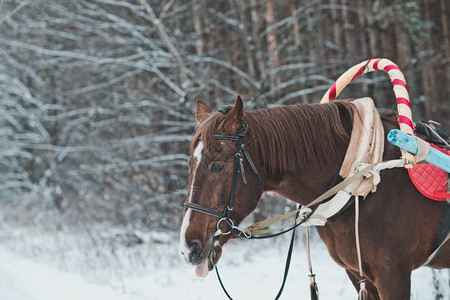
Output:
320 58 414 135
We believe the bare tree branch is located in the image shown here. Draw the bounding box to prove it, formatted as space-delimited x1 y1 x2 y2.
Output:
139 0 191 91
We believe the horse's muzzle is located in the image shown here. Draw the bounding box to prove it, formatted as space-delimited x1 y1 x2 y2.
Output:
183 240 205 266
182 238 223 275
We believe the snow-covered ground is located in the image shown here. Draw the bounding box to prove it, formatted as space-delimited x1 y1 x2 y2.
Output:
0 225 448 300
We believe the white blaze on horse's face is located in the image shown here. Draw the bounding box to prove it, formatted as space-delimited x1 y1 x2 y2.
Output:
180 141 204 260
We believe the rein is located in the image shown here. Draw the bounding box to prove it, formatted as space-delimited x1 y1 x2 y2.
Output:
239 161 382 238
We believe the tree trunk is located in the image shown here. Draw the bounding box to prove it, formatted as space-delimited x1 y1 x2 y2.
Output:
250 0 266 98
265 0 280 88
192 0 205 57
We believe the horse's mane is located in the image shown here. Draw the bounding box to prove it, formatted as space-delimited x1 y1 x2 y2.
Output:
192 101 355 174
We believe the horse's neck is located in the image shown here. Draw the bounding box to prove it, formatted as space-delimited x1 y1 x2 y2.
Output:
264 161 343 206
260 109 351 206
265 135 345 205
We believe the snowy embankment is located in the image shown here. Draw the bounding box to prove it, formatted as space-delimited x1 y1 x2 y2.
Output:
0 225 448 300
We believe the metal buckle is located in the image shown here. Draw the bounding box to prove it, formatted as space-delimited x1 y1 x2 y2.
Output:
216 217 235 235
239 156 247 184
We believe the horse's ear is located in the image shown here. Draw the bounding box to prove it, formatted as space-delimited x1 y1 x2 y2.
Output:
222 95 244 132
196 99 212 123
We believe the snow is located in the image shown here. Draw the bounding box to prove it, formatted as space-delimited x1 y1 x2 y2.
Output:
0 228 448 300
0 246 129 300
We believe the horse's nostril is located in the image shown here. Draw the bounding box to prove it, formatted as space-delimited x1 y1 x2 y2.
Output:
190 241 202 260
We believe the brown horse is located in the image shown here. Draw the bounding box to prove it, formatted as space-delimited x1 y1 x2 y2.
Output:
180 95 449 299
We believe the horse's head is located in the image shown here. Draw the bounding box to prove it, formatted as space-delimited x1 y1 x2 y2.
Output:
180 96 263 277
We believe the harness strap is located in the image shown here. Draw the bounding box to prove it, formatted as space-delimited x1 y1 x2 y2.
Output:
424 233 450 266
241 143 264 187
354 195 368 298
424 202 450 266
305 224 319 299
244 162 379 237
226 146 244 220
213 135 264 187
183 202 224 219
213 135 240 141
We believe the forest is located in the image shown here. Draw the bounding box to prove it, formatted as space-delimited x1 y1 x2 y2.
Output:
1 0 449 232
0 1 449 299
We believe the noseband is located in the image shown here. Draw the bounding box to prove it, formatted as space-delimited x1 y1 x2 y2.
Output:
183 114 264 236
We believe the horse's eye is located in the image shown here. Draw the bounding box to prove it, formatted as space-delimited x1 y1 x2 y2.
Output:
210 163 224 174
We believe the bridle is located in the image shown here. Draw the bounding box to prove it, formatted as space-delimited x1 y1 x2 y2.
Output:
182 108 311 239
183 128 264 237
